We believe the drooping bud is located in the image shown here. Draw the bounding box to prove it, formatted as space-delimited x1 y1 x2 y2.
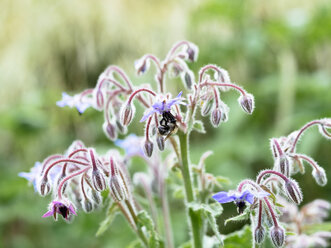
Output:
55 172 67 195
134 57 150 75
312 167 327 186
82 198 93 213
156 134 165 151
238 93 255 114
186 44 198 62
116 119 127 134
276 155 290 177
109 158 129 202
201 98 213 117
143 139 154 157
120 103 135 126
216 69 231 91
254 225 266 244
103 122 117 141
285 179 303 204
91 190 102 205
38 176 51 196
95 90 104 110
270 226 285 247
181 71 194 90
92 169 106 192
170 62 184 78
210 108 222 127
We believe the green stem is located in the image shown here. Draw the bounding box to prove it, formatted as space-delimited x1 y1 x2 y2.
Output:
125 200 149 247
178 131 203 248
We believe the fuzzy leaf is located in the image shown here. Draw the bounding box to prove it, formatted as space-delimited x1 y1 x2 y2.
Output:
223 225 252 248
137 210 163 248
193 120 206 133
224 208 250 226
96 203 119 237
188 202 223 245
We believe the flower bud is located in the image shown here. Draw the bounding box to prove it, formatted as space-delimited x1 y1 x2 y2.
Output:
277 155 290 177
186 44 198 62
120 103 135 126
156 134 165 151
201 99 213 117
82 198 93 213
285 179 303 205
210 108 222 127
181 71 194 90
38 176 51 196
116 119 127 134
134 58 150 75
95 90 104 110
238 93 255 114
270 226 285 247
170 62 184 78
55 172 67 195
216 69 231 91
92 169 106 192
312 167 327 186
143 139 154 157
109 159 129 202
91 190 102 205
254 225 265 244
103 122 117 141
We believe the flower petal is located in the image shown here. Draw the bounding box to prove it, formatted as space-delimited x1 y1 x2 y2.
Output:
140 108 156 122
42 210 54 218
212 191 236 203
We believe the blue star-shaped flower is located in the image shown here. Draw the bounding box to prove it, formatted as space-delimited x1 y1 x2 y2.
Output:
56 92 92 114
212 190 269 204
140 92 185 122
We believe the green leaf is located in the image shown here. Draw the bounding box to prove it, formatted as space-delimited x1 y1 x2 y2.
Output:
223 225 252 248
127 239 145 248
224 208 250 226
215 176 231 186
137 210 163 248
188 202 224 245
96 202 119 237
193 120 206 133
303 222 331 234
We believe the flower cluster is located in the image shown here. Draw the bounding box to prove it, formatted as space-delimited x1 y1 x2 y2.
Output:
213 119 331 247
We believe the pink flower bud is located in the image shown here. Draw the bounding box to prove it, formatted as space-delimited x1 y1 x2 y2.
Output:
312 167 327 186
186 44 198 62
210 108 222 127
276 155 290 177
238 93 255 114
103 122 117 141
181 71 193 90
285 179 303 204
109 159 129 202
38 176 51 196
143 139 154 157
134 58 150 75
270 226 285 247
254 225 265 244
120 103 135 126
91 190 102 205
95 90 104 110
82 198 93 213
92 169 106 192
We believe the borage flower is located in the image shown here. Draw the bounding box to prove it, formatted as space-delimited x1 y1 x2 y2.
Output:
42 199 77 222
213 190 269 213
56 92 93 114
140 91 185 122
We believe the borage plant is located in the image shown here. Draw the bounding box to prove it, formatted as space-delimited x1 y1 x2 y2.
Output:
19 41 331 248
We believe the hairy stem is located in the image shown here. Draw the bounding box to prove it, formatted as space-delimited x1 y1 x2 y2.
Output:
178 131 203 248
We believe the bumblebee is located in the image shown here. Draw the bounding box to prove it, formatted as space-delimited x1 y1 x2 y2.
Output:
235 200 246 214
158 111 178 139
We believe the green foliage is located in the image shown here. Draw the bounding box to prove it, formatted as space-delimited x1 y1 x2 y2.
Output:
137 210 163 248
224 208 250 226
223 225 252 248
96 202 119 237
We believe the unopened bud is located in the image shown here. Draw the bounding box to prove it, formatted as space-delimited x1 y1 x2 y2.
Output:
134 58 150 75
312 167 327 186
285 179 303 205
216 69 231 91
270 226 285 247
156 134 165 151
109 159 129 202
82 198 93 213
186 44 198 62
120 104 135 126
210 108 222 127
254 226 265 244
201 99 213 117
95 90 104 110
56 172 67 195
116 119 127 134
103 122 117 141
92 169 106 192
38 176 51 196
170 62 184 77
238 93 255 114
91 190 102 205
277 155 290 177
181 71 194 90
143 139 154 157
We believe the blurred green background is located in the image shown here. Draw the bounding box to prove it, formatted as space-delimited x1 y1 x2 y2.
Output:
1 0 330 247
